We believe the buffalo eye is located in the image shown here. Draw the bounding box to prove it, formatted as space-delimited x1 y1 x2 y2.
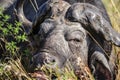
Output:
65 31 85 44
69 38 82 43
68 38 83 47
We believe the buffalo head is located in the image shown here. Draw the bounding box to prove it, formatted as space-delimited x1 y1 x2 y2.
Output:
15 0 120 80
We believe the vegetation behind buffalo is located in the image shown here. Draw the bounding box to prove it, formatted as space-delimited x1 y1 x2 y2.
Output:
103 0 120 80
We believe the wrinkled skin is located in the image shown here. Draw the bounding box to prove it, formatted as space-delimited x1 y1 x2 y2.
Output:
32 21 88 69
1 0 120 80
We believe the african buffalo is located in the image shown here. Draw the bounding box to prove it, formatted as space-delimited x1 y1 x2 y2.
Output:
1 0 120 80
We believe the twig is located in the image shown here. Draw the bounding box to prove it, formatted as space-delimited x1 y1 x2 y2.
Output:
110 0 120 18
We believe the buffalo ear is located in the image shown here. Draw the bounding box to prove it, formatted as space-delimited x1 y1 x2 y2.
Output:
90 51 113 80
65 3 120 46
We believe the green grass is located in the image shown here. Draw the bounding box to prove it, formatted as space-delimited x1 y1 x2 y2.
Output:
0 8 32 80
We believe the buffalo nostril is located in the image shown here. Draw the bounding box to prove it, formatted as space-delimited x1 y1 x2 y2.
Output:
44 57 56 65
52 59 56 63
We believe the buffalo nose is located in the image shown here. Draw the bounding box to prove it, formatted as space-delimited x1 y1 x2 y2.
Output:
32 52 58 68
44 54 56 66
